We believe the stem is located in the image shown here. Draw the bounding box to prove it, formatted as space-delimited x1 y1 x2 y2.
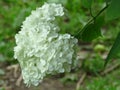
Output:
94 4 109 19
75 4 109 38
90 7 95 18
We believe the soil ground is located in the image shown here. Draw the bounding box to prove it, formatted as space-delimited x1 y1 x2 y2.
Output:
0 63 75 90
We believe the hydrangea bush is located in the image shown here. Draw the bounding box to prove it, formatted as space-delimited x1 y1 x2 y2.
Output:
14 3 78 86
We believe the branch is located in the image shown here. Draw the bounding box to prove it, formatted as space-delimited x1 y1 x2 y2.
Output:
76 72 86 90
101 62 120 75
75 4 109 37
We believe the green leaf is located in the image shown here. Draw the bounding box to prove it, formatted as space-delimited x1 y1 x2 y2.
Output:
106 0 120 21
81 24 101 42
105 32 120 66
81 0 93 8
81 17 104 42
105 0 112 3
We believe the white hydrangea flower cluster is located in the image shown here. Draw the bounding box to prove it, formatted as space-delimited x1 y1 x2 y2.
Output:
14 3 78 86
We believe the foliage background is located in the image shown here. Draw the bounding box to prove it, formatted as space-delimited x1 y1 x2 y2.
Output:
0 0 120 90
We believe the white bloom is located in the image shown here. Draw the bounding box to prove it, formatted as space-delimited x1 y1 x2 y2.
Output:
14 3 78 86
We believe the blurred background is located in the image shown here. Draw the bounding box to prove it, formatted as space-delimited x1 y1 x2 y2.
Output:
0 0 120 90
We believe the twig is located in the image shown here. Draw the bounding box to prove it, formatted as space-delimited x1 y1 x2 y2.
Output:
76 72 86 90
90 7 95 18
101 63 120 75
6 64 19 78
16 74 23 86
